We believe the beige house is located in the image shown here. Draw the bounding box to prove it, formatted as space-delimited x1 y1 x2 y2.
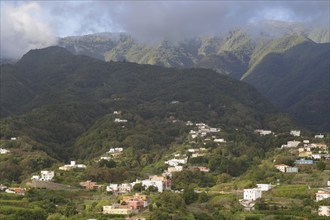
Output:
103 205 135 215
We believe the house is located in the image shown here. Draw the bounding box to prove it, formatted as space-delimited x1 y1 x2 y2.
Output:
80 180 98 190
31 171 54 181
318 206 330 217
303 140 310 144
121 194 149 210
186 121 193 126
124 199 144 210
243 188 262 200
99 156 111 161
5 188 26 195
126 218 146 220
291 140 301 147
299 151 312 158
295 159 313 165
290 130 300 137
274 164 298 173
256 184 273 191
191 153 206 158
59 161 86 171
40 171 55 181
114 118 128 123
0 148 10 154
0 184 7 191
106 183 132 193
31 175 40 180
198 167 210 172
312 154 321 160
165 158 187 166
315 134 324 139
274 164 289 172
210 127 221 133
281 140 301 148
121 193 149 208
103 205 135 215
132 175 170 192
167 166 183 173
10 137 17 140
286 166 299 173
113 111 121 115
214 138 226 143
316 188 330 202
255 129 272 136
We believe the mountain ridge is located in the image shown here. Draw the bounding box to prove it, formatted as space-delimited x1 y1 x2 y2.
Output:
0 46 297 160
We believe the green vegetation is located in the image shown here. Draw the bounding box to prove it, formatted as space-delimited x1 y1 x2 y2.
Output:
58 30 330 132
0 46 329 219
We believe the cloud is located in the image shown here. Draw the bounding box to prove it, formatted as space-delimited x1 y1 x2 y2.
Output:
1 1 329 58
0 2 57 59
96 1 330 40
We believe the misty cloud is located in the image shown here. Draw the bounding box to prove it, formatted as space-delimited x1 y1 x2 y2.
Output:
1 1 329 58
0 2 57 59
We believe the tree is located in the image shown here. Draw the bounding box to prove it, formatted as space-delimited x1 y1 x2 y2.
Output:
99 159 116 168
183 185 197 205
316 161 326 171
147 185 158 192
133 183 145 192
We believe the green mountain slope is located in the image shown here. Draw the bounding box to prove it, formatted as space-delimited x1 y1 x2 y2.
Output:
0 46 295 160
243 41 330 131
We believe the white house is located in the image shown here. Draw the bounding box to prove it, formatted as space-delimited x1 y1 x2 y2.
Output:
210 128 221 133
113 111 121 115
109 148 123 153
315 134 324 139
0 148 10 154
316 188 330 202
312 154 321 160
100 156 111 161
114 118 128 123
59 161 86 171
165 158 187 167
256 184 273 191
290 130 300 137
244 188 262 200
318 206 330 216
255 129 272 136
274 164 289 172
274 164 298 173
282 140 301 148
214 138 226 143
303 140 310 144
191 153 206 158
132 176 167 192
186 121 193 126
106 183 132 193
10 137 17 140
40 171 55 181
31 175 40 180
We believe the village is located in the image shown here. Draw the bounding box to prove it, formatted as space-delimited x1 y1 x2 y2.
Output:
1 112 329 219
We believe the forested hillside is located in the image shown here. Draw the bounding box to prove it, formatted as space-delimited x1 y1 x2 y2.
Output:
243 41 330 131
58 27 330 132
0 46 295 161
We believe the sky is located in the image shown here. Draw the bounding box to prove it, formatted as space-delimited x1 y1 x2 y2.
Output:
1 1 329 59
